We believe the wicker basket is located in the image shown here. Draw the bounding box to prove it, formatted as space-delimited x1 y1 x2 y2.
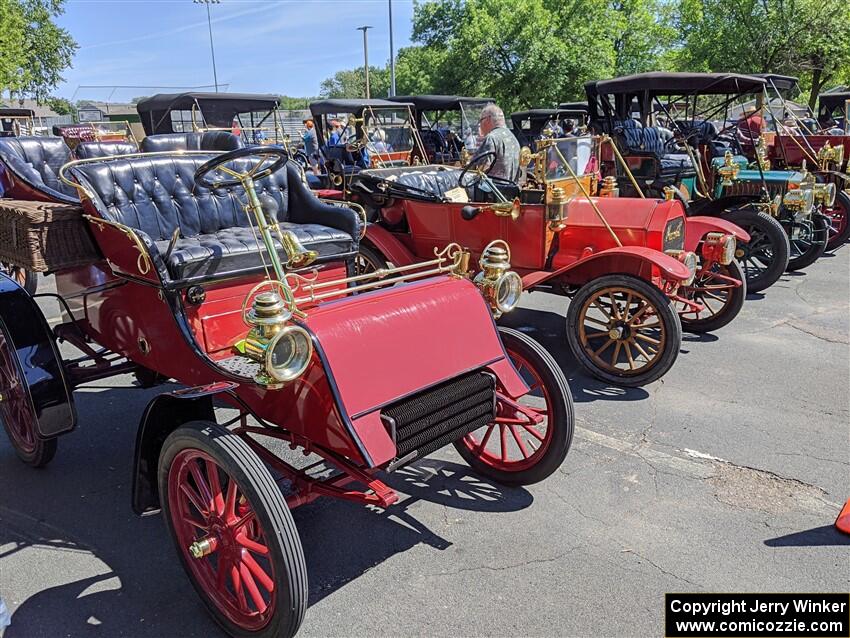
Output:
0 200 101 272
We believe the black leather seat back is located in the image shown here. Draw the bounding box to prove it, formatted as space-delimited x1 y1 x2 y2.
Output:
75 141 138 159
140 131 243 153
68 154 291 241
0 136 79 202
614 120 665 156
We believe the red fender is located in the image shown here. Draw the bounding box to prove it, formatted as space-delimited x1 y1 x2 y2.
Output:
522 245 691 290
363 224 418 267
684 215 750 252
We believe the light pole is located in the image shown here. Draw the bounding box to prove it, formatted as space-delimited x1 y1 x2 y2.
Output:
357 25 372 99
194 0 220 92
388 0 396 96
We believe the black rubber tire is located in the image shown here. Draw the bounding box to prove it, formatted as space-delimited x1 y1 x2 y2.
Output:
723 207 789 293
0 323 56 467
158 421 307 638
787 214 829 271
679 259 747 333
825 190 850 251
453 327 574 486
565 274 682 387
0 263 37 295
355 243 390 274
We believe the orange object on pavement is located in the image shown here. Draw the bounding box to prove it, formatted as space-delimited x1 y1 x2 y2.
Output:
835 499 850 534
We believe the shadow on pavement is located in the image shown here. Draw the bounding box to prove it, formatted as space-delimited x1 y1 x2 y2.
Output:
0 386 533 636
763 525 850 547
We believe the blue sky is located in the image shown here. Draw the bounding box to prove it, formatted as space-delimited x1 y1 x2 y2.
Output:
55 0 415 102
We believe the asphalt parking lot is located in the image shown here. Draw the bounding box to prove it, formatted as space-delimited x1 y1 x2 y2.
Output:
1 249 848 637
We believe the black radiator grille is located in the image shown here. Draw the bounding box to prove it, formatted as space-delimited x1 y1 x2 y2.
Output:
382 370 496 467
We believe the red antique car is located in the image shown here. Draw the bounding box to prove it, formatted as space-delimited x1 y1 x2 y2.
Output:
0 145 574 637
345 136 748 387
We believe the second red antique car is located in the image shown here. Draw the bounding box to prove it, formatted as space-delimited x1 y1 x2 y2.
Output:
346 136 748 387
0 144 574 637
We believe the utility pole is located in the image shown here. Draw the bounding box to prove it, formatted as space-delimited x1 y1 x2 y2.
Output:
357 25 372 99
388 0 396 96
194 0 220 92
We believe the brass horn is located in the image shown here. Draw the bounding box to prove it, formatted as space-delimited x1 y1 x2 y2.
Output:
276 227 319 268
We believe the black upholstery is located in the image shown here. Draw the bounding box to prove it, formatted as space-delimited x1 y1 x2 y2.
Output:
67 155 361 284
0 136 79 203
614 120 665 155
140 131 244 153
75 141 138 159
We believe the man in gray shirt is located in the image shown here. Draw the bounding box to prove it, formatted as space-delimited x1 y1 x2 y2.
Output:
474 103 521 182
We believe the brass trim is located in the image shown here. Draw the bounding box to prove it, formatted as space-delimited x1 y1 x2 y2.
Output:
83 214 152 275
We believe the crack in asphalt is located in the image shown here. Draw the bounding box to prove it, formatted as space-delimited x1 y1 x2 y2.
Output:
424 547 584 578
620 549 701 587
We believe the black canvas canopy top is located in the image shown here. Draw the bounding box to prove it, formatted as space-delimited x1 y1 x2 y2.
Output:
819 91 850 110
0 108 35 118
309 99 412 117
136 92 281 135
753 74 799 92
386 95 494 111
557 102 589 113
590 72 766 96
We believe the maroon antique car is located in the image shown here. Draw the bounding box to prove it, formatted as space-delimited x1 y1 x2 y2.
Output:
0 144 574 637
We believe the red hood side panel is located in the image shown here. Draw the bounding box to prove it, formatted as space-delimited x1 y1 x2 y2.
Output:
304 277 508 420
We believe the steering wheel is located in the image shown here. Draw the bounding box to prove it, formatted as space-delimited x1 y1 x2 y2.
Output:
458 150 497 188
194 147 289 189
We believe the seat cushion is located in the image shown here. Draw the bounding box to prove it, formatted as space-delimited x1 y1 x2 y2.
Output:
394 167 463 198
75 141 138 159
156 223 355 282
660 153 694 175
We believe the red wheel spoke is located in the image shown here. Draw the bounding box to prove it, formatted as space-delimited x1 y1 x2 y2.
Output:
239 562 269 613
521 424 546 442
205 459 224 516
476 423 496 454
230 565 248 612
241 550 275 593
224 478 238 521
182 515 209 532
237 533 270 556
189 460 213 510
508 425 530 459
180 483 209 517
499 425 508 463
216 556 229 591
231 509 256 532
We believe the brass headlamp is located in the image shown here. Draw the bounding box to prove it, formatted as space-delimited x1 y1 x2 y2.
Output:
474 240 523 318
813 182 836 207
816 141 844 171
240 285 313 388
701 232 737 266
717 150 740 187
782 173 816 215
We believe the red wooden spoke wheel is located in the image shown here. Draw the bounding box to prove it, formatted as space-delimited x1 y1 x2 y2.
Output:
824 190 850 251
455 328 573 486
159 422 306 638
677 259 746 333
0 326 56 467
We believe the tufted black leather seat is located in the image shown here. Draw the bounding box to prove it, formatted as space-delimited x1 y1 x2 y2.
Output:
0 136 79 203
140 131 244 153
75 141 138 159
67 155 361 285
356 165 463 200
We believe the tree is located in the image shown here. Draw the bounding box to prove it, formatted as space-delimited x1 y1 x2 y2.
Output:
611 0 678 75
319 66 390 99
0 0 77 101
45 95 73 114
674 0 850 108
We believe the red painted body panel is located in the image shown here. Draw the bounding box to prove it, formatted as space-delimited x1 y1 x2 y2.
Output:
524 245 690 289
768 135 849 168
303 276 510 419
683 216 750 253
364 224 418 267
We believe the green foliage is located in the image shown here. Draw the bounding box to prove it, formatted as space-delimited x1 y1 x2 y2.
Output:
319 66 391 99
674 0 850 107
317 0 850 113
45 95 73 114
0 0 77 101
